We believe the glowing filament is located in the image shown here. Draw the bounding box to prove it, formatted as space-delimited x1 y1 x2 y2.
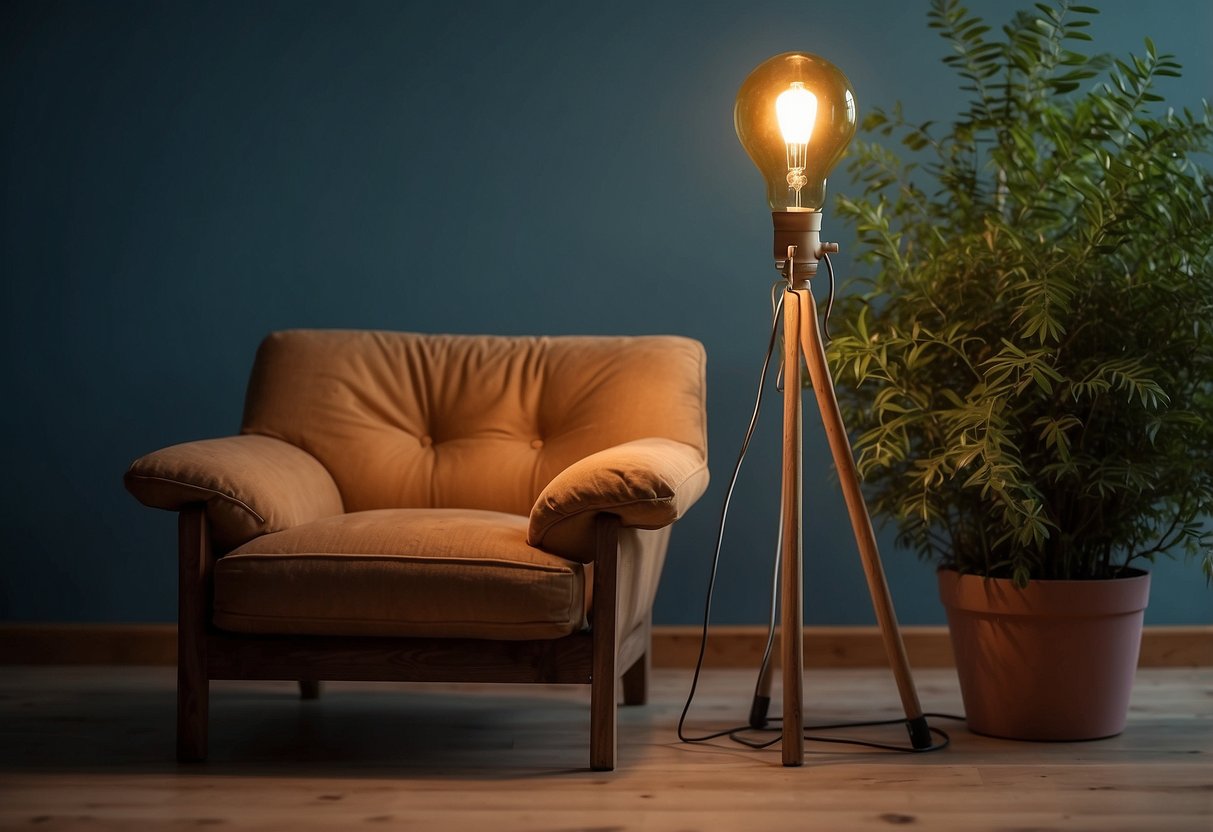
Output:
775 81 817 206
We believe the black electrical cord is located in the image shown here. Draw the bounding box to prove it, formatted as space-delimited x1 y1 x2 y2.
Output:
676 288 785 743
728 714 961 752
677 262 959 755
821 251 837 344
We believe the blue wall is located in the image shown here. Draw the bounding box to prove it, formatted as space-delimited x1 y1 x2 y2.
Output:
2 0 1209 626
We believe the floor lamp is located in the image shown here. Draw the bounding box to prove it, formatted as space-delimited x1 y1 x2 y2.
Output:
735 52 933 765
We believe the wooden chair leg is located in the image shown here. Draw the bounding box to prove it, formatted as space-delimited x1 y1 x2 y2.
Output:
177 664 209 763
621 613 651 706
590 514 620 771
299 680 322 700
621 652 649 706
177 506 210 762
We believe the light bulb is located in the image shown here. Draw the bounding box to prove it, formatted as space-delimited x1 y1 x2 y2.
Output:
736 52 856 213
735 52 857 274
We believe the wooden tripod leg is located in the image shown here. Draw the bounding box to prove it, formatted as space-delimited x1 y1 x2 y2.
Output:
750 502 784 730
750 647 777 729
780 288 806 766
793 288 931 746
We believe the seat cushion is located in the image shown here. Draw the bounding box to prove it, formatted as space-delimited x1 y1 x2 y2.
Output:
213 509 586 640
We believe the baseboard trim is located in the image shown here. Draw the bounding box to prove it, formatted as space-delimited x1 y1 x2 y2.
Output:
652 625 1212 668
0 623 178 666
1 623 1208 667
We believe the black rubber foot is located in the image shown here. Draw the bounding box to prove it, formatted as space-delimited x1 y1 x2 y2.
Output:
907 715 933 750
749 695 772 730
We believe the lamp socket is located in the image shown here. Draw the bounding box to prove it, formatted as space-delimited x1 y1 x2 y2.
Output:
772 210 829 280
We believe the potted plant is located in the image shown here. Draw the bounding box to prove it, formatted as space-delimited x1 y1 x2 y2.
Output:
827 0 1213 740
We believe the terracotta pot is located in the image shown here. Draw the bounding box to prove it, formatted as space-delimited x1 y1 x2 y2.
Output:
937 568 1150 741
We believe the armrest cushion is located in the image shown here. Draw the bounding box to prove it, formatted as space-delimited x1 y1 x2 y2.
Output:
124 435 344 551
527 438 709 563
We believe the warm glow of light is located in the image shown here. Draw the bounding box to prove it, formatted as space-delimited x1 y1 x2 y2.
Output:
734 52 857 212
775 82 817 145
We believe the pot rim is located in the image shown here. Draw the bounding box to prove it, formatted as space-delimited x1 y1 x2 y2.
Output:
936 566 1150 584
937 567 1151 617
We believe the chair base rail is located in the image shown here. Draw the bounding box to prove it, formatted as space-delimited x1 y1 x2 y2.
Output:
204 623 649 687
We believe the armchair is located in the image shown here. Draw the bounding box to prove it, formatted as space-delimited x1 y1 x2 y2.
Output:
125 330 708 770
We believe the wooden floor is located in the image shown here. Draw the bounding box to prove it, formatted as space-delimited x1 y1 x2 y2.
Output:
0 666 1209 831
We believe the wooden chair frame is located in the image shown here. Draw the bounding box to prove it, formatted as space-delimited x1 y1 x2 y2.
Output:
176 505 647 771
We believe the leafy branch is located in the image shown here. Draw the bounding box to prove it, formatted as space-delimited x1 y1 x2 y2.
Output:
828 0 1213 585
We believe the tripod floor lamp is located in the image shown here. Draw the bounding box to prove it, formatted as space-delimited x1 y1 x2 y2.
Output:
734 52 933 766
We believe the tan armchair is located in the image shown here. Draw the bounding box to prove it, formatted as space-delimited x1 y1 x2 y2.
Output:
125 330 709 770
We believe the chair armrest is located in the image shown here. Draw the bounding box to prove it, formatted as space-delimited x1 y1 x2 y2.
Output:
124 435 344 550
527 438 709 563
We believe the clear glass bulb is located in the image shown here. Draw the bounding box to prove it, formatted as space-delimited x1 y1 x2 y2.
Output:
735 52 857 213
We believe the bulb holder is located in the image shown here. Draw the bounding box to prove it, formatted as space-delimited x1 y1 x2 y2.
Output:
773 210 822 278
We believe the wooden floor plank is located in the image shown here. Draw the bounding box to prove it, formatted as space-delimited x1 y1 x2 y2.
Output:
0 667 1209 831
2 775 1209 814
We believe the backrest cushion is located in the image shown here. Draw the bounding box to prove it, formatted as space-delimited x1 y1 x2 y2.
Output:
241 330 707 516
